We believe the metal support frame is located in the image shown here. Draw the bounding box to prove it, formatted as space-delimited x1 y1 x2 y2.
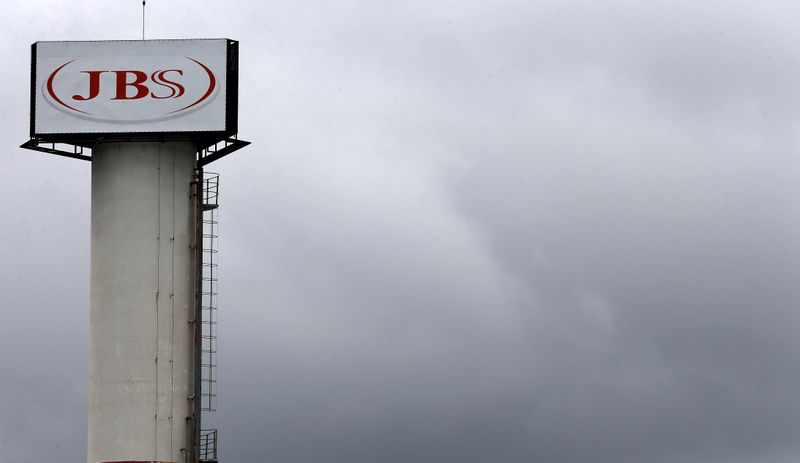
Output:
197 137 251 167
20 136 250 168
19 139 91 161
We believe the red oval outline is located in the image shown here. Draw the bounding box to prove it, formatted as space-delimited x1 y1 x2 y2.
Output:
47 60 92 115
167 58 216 114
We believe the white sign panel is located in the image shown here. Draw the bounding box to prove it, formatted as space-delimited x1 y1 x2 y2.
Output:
33 39 233 136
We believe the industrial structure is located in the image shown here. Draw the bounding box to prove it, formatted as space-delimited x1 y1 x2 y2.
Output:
21 38 248 463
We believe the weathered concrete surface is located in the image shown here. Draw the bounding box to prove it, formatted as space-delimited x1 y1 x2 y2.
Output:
89 142 196 463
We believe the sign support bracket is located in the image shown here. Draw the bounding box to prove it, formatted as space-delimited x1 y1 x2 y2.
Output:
20 139 92 161
197 137 251 167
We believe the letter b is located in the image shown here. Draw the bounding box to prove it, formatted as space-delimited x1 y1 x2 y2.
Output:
112 70 149 100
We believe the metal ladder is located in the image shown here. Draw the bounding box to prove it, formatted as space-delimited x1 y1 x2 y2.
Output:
200 172 220 462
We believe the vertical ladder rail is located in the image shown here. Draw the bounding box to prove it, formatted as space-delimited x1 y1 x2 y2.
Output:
191 169 203 463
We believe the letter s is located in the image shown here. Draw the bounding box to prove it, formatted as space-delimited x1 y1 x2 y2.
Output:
150 70 185 99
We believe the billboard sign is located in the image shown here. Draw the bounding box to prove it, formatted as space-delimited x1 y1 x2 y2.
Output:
31 39 238 141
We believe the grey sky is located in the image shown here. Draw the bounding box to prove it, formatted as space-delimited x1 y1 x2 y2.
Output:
2 1 800 462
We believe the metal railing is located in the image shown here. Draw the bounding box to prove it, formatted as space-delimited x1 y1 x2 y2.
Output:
199 428 218 462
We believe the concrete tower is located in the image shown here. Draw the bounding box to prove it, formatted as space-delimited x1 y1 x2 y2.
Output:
89 142 197 463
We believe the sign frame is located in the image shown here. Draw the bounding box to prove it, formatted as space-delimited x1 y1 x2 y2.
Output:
29 38 239 144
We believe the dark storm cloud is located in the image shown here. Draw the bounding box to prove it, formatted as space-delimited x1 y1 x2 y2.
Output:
2 1 800 462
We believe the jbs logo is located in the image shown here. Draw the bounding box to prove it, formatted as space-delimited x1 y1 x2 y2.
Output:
71 69 186 101
44 57 217 122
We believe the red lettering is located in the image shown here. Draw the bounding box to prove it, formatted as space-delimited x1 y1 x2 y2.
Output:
72 71 108 101
112 70 149 100
159 70 185 98
150 70 185 99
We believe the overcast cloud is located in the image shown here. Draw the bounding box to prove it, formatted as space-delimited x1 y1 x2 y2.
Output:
2 1 800 462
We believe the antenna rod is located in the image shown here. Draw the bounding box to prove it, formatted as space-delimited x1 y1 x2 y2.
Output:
142 1 146 40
